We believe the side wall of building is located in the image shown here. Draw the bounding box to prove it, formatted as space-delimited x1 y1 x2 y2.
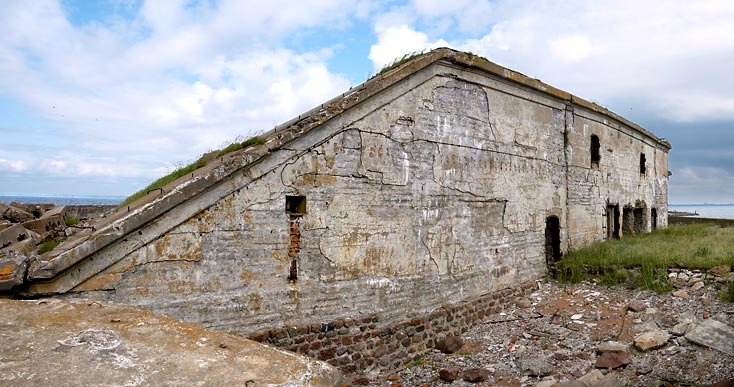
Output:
69 62 668 353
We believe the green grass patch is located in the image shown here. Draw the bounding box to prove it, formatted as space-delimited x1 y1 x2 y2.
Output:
64 215 79 226
118 135 265 209
215 136 266 157
557 223 734 292
376 51 425 77
720 281 734 302
38 239 60 255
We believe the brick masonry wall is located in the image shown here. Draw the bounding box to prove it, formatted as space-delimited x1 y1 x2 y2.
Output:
248 280 536 380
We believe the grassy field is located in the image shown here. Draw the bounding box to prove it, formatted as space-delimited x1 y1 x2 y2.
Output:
557 223 734 300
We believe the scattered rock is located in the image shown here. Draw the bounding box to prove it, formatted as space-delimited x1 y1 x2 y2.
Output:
462 368 489 383
597 341 628 353
710 265 731 277
536 378 558 387
595 350 630 369
672 290 690 299
435 335 463 354
519 354 553 376
685 319 734 356
691 281 705 291
711 379 734 387
627 300 646 312
387 374 399 381
672 322 695 336
516 298 533 308
634 329 671 351
438 367 460 382
351 376 370 385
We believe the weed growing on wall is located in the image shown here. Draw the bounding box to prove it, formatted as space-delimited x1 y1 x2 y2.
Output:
118 135 265 208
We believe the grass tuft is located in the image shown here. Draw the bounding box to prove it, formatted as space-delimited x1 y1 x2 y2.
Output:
64 215 79 227
38 239 60 255
376 51 425 77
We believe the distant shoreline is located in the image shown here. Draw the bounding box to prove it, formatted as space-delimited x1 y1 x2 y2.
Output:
0 195 123 206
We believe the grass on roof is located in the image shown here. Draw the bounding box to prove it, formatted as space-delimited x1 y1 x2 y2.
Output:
375 51 426 77
118 135 265 209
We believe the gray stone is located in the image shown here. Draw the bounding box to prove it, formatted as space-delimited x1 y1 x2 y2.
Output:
672 322 694 336
685 319 734 355
690 281 705 291
536 378 558 387
634 329 671 351
597 341 628 353
519 354 554 376
672 290 689 299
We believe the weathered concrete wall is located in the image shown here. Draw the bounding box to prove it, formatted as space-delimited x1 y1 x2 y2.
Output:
54 58 669 377
70 65 571 332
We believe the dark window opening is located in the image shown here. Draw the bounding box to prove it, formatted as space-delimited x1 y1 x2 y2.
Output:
545 216 562 274
285 195 307 216
634 207 646 234
606 204 620 239
651 208 658 230
590 134 601 167
622 207 633 237
640 153 647 174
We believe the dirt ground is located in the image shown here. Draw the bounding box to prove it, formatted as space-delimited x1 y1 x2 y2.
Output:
376 279 734 387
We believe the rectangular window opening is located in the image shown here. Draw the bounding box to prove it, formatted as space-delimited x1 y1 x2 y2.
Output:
285 195 307 216
591 134 601 168
640 153 647 174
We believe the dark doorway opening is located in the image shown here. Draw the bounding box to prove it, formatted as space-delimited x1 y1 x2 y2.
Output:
622 207 633 237
606 204 620 239
545 216 562 274
639 153 647 174
651 208 658 230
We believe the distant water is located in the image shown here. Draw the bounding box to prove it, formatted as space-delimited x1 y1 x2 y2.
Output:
0 195 123 206
669 204 734 220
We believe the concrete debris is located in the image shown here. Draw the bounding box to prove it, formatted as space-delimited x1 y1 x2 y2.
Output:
438 367 460 382
0 251 30 291
634 330 671 351
685 319 734 356
597 341 628 353
461 368 489 383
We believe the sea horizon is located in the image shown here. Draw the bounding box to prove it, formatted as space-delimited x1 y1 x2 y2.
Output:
0 194 124 206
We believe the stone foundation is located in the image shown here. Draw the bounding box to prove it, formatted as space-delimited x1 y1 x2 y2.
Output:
248 280 536 379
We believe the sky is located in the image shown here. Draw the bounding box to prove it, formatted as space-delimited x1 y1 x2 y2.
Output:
0 0 733 204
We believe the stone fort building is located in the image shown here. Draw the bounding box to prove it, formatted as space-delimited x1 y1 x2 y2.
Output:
17 49 670 377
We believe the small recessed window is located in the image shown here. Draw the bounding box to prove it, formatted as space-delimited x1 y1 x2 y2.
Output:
285 195 307 215
590 135 601 167
639 153 646 174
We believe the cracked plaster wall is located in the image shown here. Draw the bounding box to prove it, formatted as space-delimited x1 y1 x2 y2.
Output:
70 64 668 336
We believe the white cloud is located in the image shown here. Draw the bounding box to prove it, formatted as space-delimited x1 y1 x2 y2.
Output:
0 0 356 188
0 159 27 172
368 25 449 70
371 0 734 122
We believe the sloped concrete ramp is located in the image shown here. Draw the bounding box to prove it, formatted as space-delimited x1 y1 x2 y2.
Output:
0 298 341 387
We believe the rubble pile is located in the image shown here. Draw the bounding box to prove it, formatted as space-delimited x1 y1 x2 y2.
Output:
0 202 110 291
382 278 734 387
